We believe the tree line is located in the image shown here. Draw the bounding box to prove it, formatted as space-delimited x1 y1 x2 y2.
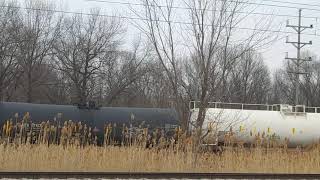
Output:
0 1 319 128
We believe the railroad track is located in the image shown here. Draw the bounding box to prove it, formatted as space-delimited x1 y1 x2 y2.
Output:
0 172 320 179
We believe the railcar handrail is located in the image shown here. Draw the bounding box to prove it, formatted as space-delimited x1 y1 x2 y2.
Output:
189 101 320 114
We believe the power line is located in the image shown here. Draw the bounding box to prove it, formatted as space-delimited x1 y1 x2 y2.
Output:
229 0 320 12
85 0 318 19
0 4 319 36
260 0 320 9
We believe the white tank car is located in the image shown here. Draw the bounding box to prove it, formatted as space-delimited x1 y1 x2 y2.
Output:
189 101 320 148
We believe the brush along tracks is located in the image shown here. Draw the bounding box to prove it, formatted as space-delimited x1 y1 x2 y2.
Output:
0 144 320 173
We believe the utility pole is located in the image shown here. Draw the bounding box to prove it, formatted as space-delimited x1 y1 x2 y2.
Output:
286 9 313 107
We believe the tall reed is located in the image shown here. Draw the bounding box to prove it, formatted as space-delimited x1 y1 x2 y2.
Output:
0 144 319 173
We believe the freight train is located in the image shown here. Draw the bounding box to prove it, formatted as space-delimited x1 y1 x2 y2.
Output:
2 101 320 148
189 101 320 148
0 101 179 145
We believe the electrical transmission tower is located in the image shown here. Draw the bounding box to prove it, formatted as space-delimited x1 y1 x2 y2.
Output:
285 9 313 106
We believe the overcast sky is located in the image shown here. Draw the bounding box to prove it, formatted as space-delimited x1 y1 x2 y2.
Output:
19 0 320 73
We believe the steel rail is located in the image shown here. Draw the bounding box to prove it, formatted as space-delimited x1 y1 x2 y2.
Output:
0 172 319 179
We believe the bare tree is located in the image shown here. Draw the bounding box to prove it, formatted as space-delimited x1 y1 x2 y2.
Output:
15 0 61 103
300 62 320 106
227 49 271 104
117 52 173 108
184 0 244 149
136 0 276 154
133 0 191 129
100 41 150 106
0 2 21 101
272 69 295 104
52 11 122 105
273 51 320 107
183 0 279 155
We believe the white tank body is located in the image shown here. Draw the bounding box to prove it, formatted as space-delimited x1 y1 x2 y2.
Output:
189 102 320 147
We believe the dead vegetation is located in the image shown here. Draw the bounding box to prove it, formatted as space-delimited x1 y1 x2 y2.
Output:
0 144 320 173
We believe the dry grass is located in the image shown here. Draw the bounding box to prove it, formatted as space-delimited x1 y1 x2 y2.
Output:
0 144 320 173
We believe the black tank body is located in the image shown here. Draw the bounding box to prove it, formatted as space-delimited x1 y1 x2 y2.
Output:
0 102 179 131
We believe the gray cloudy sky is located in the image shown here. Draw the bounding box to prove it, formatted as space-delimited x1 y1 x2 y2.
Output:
20 0 320 73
